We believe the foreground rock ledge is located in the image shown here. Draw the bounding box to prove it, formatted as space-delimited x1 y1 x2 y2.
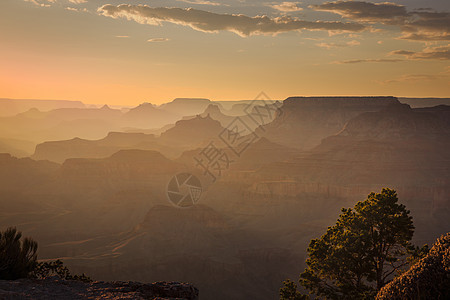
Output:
0 278 199 300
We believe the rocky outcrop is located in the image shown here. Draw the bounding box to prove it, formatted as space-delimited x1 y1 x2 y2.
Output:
376 232 450 300
0 278 198 299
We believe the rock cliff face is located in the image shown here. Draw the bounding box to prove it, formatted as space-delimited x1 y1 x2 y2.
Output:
33 132 158 163
251 103 449 190
159 114 226 149
0 153 59 187
59 149 184 192
159 98 213 116
0 153 60 214
33 114 229 163
260 96 399 149
182 104 236 128
63 204 302 300
0 98 86 117
217 103 450 244
376 232 450 300
2 98 450 300
122 103 180 129
339 103 450 139
176 137 297 171
183 104 266 131
0 278 199 300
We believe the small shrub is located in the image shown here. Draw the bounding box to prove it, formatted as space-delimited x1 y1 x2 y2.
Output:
32 259 92 283
0 227 38 280
0 226 91 282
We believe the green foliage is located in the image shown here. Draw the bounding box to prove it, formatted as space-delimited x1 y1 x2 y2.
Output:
0 227 38 280
32 259 92 283
280 279 308 300
299 188 416 299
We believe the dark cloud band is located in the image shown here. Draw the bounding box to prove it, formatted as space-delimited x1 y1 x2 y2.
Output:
98 4 365 37
313 1 450 41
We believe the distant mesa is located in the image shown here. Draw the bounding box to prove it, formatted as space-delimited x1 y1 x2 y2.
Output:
203 103 222 115
255 101 450 205
32 114 228 163
122 102 180 129
0 98 86 117
0 152 59 194
258 96 401 150
32 132 158 163
1 96 450 300
339 103 450 140
182 104 235 128
400 97 450 108
159 114 226 148
0 137 35 157
160 98 213 116
172 98 211 103
60 149 182 184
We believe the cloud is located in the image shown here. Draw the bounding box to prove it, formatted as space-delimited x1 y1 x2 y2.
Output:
65 6 88 12
116 35 130 38
380 68 450 84
176 0 222 6
24 0 54 7
316 39 360 49
25 0 89 7
270 2 303 12
312 1 407 23
390 45 450 60
97 4 365 37
147 38 170 42
399 11 450 41
312 1 450 41
334 58 404 64
333 44 450 64
381 74 442 84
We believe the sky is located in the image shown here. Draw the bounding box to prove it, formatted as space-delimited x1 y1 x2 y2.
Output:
1 0 449 105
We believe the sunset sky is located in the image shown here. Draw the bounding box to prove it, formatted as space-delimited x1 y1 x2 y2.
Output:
1 0 449 105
